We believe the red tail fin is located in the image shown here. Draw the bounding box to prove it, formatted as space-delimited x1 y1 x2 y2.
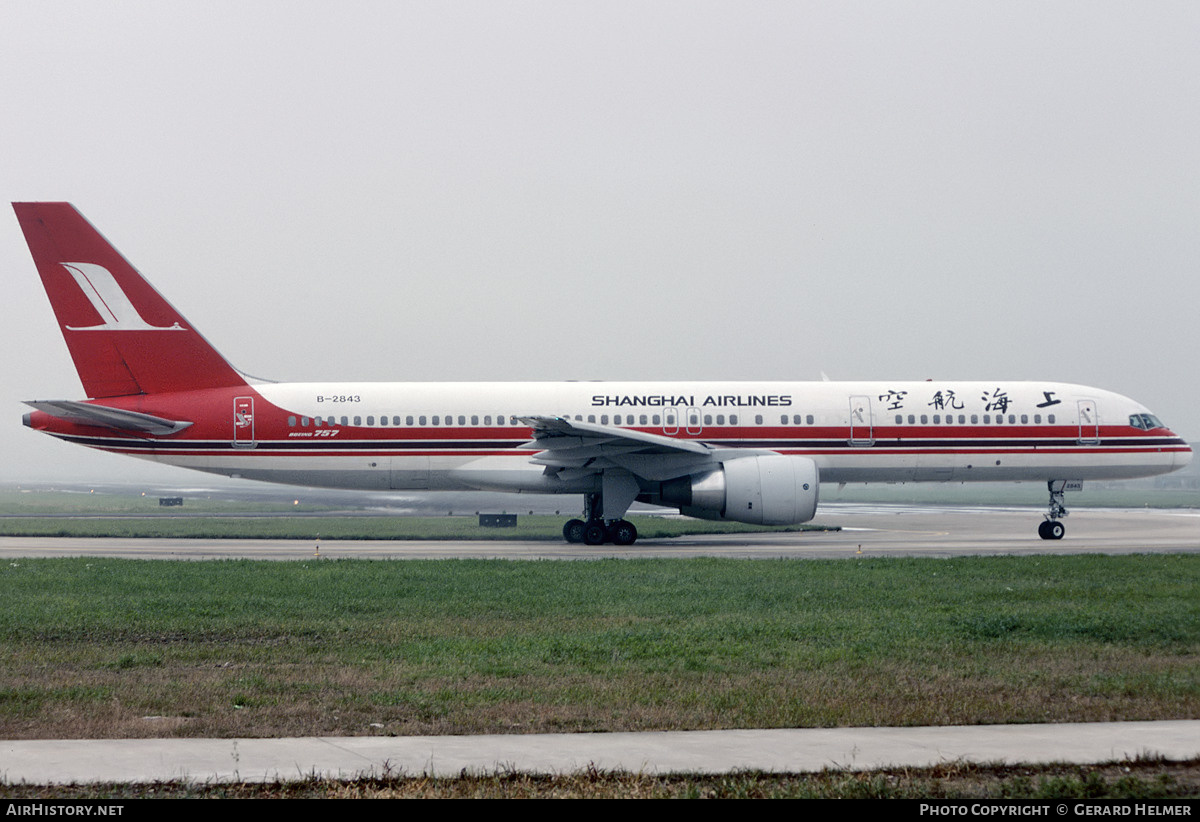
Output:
13 203 248 398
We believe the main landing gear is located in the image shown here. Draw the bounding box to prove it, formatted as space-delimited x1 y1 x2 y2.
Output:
1038 480 1068 540
562 492 639 546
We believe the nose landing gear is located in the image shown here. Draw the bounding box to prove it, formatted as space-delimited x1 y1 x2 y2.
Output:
1038 480 1072 540
1038 518 1065 540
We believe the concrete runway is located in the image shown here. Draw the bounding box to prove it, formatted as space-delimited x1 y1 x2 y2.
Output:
1 504 1196 560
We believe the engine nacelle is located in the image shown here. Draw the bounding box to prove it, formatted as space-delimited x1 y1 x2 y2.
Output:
660 455 819 525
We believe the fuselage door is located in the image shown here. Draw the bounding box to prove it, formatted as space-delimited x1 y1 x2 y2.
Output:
233 396 256 448
685 406 703 436
849 395 874 446
663 407 680 436
1077 399 1099 445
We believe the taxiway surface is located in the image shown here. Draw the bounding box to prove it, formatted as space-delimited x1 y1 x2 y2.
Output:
0 505 1196 560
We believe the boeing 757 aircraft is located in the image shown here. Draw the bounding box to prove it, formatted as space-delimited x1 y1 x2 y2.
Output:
14 203 1192 545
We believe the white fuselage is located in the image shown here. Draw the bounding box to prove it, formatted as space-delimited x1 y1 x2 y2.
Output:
93 379 1190 494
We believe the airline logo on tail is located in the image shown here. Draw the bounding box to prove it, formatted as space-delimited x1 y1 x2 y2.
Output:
60 262 185 332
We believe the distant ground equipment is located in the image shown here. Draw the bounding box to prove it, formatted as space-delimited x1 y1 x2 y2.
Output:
478 514 517 528
159 497 183 507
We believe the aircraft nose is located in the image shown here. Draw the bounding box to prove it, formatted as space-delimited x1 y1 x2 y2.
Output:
1176 442 1194 471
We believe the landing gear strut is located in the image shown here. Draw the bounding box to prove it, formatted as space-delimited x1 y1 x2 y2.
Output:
562 491 639 546
1039 480 1068 540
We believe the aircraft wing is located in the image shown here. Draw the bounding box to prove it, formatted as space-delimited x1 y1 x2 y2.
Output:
517 415 716 481
24 400 193 436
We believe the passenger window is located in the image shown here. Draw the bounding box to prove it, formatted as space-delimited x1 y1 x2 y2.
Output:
932 415 940 424
483 416 491 425
366 416 374 426
895 415 903 424
1048 414 1055 424
340 416 349 426
807 415 814 425
1034 415 1041 424
287 416 296 427
432 416 439 425
406 416 414 426
640 415 648 425
755 415 763 425
907 415 915 424
730 415 738 425
353 416 362 426
458 416 466 426
920 415 928 424
653 415 661 425
588 415 596 423
705 415 712 425
781 415 789 425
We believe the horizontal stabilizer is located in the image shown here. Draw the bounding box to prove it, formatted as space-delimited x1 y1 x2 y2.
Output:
24 400 192 436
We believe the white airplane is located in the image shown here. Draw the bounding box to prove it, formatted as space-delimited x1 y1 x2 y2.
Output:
14 203 1193 545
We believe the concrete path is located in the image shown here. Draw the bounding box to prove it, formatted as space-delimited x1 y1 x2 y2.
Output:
3 721 1197 784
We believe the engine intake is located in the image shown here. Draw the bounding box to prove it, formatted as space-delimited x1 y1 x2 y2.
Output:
660 455 819 525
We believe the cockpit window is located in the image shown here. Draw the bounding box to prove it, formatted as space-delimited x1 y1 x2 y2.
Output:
1129 413 1165 430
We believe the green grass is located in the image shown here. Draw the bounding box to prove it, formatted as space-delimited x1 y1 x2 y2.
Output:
0 487 828 539
0 487 346 515
824 482 1200 509
1 554 1196 739
2 482 1194 539
0 514 822 540
4 760 1198 798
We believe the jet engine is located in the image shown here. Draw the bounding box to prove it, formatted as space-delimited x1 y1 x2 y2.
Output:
659 454 819 525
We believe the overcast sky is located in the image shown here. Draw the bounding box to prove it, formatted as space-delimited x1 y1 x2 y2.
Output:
2 1 1197 483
